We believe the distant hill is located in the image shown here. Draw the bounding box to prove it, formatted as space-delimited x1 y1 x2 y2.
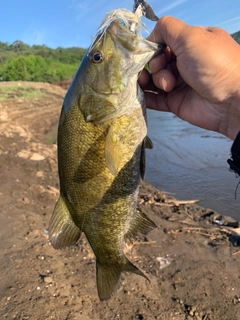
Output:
0 40 86 83
231 30 240 44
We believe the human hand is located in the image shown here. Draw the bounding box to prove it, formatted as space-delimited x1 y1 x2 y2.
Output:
139 16 240 140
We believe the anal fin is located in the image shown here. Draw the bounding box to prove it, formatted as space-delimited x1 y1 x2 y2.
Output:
145 136 153 149
140 136 154 179
49 195 81 249
140 141 146 179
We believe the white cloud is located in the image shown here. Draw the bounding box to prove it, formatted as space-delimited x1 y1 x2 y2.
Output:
217 16 240 26
156 0 187 16
75 0 131 20
75 0 108 20
216 15 240 33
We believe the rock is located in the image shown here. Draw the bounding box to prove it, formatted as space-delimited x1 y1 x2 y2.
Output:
46 185 59 195
30 153 45 161
17 150 31 159
0 111 8 122
43 276 53 284
36 171 44 178
22 197 30 204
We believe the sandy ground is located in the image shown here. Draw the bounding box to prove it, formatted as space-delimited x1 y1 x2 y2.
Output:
1 82 240 320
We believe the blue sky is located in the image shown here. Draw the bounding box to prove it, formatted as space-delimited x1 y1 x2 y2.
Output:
1 0 240 49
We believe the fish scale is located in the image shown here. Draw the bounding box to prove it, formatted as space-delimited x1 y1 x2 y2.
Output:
49 8 164 300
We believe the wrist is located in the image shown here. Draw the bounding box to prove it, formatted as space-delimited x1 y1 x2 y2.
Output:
218 60 240 140
228 131 240 175
225 89 240 140
210 36 240 140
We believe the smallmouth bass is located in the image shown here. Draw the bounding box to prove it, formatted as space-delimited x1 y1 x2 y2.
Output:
49 8 163 300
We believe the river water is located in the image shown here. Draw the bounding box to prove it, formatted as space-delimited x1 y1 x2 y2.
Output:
145 110 240 221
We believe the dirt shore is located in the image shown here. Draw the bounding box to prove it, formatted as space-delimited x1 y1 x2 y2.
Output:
1 82 240 320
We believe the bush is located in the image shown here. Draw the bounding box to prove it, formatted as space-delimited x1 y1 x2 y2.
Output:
0 40 86 83
2 55 48 81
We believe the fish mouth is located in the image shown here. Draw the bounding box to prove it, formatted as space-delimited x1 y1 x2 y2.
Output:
108 19 162 61
90 85 124 98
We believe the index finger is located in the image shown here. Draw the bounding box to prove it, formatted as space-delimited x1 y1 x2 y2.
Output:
148 16 190 55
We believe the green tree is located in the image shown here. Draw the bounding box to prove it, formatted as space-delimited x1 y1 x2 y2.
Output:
0 39 86 82
2 55 48 81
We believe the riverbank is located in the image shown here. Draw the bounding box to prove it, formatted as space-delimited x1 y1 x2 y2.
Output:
1 82 240 319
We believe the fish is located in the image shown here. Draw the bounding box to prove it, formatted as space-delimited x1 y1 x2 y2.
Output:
49 8 163 300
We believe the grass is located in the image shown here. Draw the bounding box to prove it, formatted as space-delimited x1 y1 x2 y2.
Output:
0 85 49 100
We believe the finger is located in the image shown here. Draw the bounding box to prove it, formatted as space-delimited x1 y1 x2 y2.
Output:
144 90 170 112
149 46 176 74
149 53 166 74
152 69 176 92
138 69 160 94
165 46 176 63
138 68 151 88
147 16 189 55
165 60 179 79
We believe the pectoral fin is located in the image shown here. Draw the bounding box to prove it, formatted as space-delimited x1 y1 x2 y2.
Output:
140 141 146 179
49 195 81 249
140 136 153 179
145 136 153 149
105 127 120 176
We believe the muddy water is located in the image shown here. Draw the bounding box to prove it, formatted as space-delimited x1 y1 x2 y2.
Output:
146 110 240 220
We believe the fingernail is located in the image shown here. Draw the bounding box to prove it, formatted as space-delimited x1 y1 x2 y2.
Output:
159 76 167 91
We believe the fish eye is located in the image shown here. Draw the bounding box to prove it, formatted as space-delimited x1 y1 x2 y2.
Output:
90 50 104 64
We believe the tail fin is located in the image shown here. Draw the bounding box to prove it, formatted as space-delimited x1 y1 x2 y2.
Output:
96 258 149 300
